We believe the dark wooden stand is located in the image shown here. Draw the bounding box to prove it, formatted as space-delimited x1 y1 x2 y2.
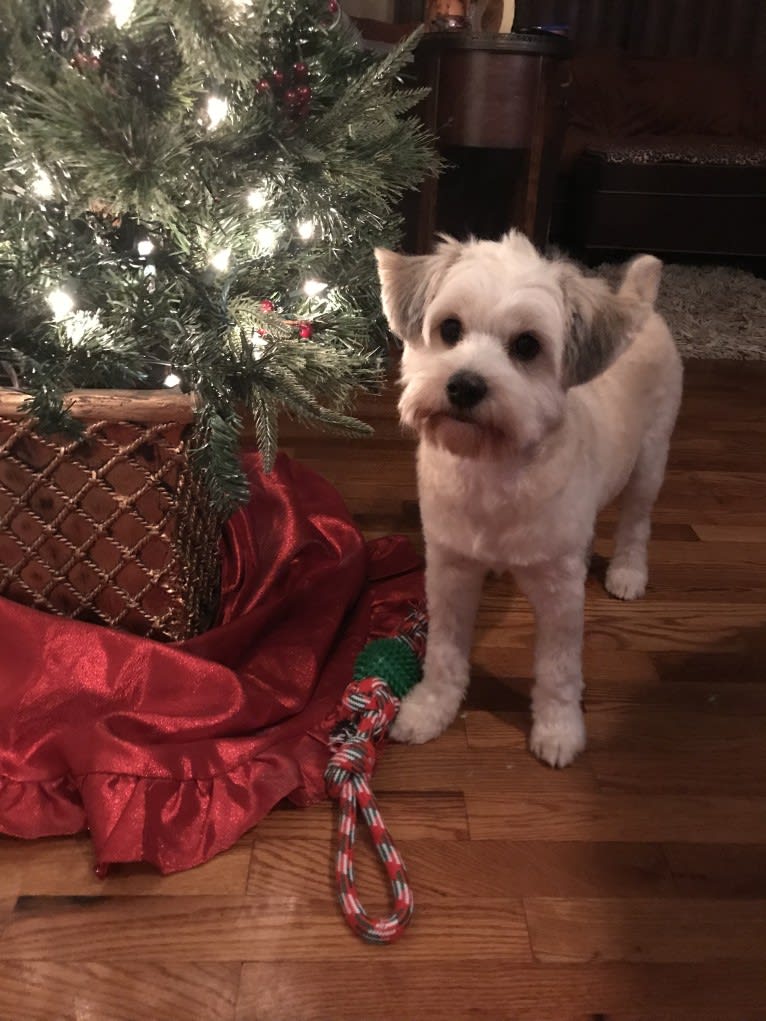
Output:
412 31 570 252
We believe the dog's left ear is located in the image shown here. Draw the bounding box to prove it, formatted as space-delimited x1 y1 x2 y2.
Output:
375 237 462 343
559 255 662 388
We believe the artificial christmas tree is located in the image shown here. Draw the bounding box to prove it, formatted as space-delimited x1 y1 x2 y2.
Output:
0 0 433 635
0 0 432 509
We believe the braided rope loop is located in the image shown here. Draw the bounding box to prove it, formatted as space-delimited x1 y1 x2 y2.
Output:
325 676 413 943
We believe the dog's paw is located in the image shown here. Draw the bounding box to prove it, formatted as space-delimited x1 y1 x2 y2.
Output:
605 561 648 601
390 684 457 744
530 709 586 768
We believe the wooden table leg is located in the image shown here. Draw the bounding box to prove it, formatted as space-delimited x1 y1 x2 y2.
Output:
511 56 551 247
415 170 440 254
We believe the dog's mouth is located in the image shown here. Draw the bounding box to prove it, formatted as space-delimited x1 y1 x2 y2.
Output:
433 409 478 425
419 409 509 458
427 408 502 430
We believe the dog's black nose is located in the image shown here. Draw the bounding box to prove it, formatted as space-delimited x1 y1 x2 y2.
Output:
446 371 488 410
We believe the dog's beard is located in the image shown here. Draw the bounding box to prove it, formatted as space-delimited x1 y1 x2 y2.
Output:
401 401 565 460
407 408 512 459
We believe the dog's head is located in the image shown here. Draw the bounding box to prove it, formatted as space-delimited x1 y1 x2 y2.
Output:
375 231 661 459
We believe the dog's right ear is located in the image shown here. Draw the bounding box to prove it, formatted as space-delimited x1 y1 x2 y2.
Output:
374 238 462 343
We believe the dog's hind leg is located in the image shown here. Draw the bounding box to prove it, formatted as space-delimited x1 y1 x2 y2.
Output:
605 421 674 601
391 541 485 744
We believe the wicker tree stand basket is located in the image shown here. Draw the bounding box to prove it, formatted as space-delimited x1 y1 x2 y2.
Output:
0 389 222 642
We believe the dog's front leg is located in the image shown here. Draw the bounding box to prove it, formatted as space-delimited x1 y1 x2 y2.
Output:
391 540 485 744
514 555 587 768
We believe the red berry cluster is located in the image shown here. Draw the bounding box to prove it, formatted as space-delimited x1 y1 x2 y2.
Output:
70 51 101 74
259 300 313 340
256 61 312 119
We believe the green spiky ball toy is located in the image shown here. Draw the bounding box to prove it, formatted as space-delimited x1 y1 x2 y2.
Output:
352 637 422 699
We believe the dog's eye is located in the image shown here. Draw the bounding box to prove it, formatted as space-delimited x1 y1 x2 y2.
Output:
511 332 541 361
439 318 462 346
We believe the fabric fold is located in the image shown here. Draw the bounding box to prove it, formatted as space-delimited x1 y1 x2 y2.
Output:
0 452 423 874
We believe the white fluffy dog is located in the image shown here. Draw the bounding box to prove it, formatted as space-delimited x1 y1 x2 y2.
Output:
375 231 682 767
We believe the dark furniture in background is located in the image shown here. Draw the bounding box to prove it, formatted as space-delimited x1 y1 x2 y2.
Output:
410 31 570 252
514 0 766 61
515 0 766 258
361 1 766 259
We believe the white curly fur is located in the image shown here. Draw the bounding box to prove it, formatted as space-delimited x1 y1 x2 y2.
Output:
376 231 682 768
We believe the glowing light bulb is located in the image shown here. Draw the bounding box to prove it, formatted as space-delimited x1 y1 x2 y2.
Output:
256 226 278 252
251 331 268 359
137 239 154 257
64 311 100 345
303 278 328 298
109 0 135 28
164 373 181 388
31 169 54 200
247 188 268 211
297 219 315 240
209 247 232 272
206 96 229 131
47 287 74 322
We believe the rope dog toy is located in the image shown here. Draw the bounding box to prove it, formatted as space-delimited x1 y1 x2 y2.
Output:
325 608 427 944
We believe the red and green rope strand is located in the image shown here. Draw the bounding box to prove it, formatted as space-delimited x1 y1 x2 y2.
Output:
325 608 427 944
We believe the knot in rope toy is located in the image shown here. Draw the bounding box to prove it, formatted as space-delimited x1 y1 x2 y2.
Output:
325 678 396 798
325 609 427 944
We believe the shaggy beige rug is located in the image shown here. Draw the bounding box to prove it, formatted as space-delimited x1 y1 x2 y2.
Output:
599 262 766 359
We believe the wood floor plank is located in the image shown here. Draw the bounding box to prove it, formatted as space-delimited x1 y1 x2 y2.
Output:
463 702 766 761
467 790 766 843
375 738 600 797
595 520 700 541
0 962 240 1021
0 897 17 939
584 678 766 715
525 897 766 963
664 843 766 898
651 648 766 684
0 895 532 963
254 791 469 843
236 960 766 1021
466 677 766 725
596 538 766 565
693 524 766 543
580 709 766 797
590 751 766 797
655 470 766 507
626 564 766 600
650 506 766 525
475 599 766 653
0 832 254 898
470 646 661 692
668 435 766 471
249 837 674 904
398 840 675 900
249 839 333 902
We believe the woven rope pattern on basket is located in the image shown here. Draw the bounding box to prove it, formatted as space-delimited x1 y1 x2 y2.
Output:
0 415 221 642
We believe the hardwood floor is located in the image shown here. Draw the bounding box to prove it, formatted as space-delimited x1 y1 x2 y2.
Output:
2 360 765 1020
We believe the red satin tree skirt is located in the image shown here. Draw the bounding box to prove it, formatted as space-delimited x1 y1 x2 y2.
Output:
0 453 423 874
